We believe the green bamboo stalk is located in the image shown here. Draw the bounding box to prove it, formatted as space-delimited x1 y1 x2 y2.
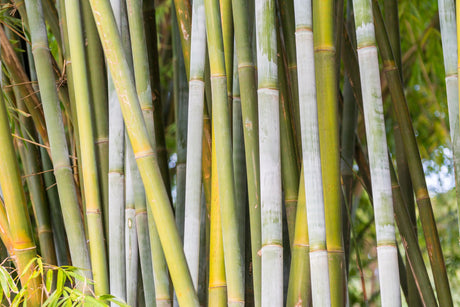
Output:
312 1 347 304
125 141 139 307
231 0 262 304
172 0 192 77
65 0 109 295
255 0 283 305
352 0 401 305
439 0 460 244
81 0 109 239
183 0 207 289
0 198 13 257
16 99 57 266
293 0 331 304
208 125 228 307
220 0 233 101
143 0 172 200
0 69 40 306
278 30 300 245
205 0 245 304
373 2 453 305
88 1 199 304
286 167 312 307
41 0 63 66
24 0 92 285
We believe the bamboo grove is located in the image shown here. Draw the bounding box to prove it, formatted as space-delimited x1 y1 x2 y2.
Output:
0 0 459 306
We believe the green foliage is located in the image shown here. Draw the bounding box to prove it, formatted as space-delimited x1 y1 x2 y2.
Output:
0 257 128 306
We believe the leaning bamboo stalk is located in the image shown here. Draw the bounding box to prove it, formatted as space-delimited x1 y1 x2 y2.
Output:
373 2 453 305
205 0 245 304
24 0 92 284
293 0 331 304
231 0 262 304
65 0 109 295
439 0 460 243
312 1 347 304
286 168 312 307
352 0 401 305
0 68 40 305
255 0 283 305
88 1 199 304
0 200 13 257
183 0 207 289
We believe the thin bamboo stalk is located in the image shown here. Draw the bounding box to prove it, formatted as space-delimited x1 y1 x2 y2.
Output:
0 70 40 305
65 0 109 295
208 124 228 307
81 0 109 239
205 0 245 304
439 0 460 244
0 199 13 257
183 0 207 289
255 0 283 305
24 0 92 285
88 1 199 304
231 0 262 304
352 0 401 305
373 2 453 305
172 0 192 77
220 0 233 101
293 0 331 304
286 167 312 307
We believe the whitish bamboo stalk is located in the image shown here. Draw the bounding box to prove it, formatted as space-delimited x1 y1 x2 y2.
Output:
65 0 109 295
108 0 126 302
439 0 460 240
352 0 401 305
183 0 207 289
292 0 331 305
255 0 283 305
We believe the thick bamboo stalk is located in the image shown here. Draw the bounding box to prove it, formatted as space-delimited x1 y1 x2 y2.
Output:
352 0 401 305
208 124 228 307
205 0 245 304
65 0 109 295
439 0 460 244
81 0 109 239
373 2 453 305
231 0 262 304
88 1 199 304
183 0 207 288
255 0 283 305
293 1 331 304
0 71 40 305
24 0 92 285
286 168 312 307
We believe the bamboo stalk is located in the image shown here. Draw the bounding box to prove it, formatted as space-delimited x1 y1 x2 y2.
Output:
231 0 262 304
255 0 283 305
439 0 460 244
352 0 401 305
183 0 207 288
373 2 453 305
0 66 40 305
293 0 331 304
88 1 199 304
65 0 109 295
286 167 312 307
24 0 92 285
205 0 245 304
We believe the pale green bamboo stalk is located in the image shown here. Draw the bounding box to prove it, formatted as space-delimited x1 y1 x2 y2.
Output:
231 0 262 303
0 76 40 306
107 0 127 302
88 0 199 304
255 0 283 305
24 0 92 285
183 0 207 289
205 0 245 304
293 1 331 304
220 0 233 101
125 139 139 307
81 0 109 239
352 0 401 305
65 0 109 295
439 0 460 242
